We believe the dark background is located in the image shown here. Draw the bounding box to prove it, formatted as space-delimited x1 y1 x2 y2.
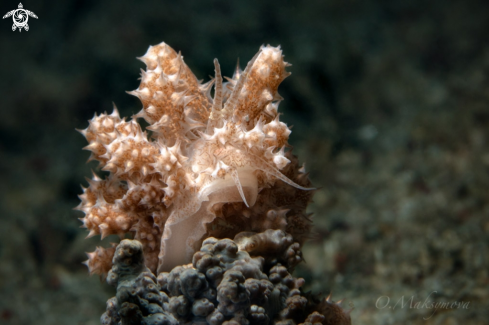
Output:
1 0 488 324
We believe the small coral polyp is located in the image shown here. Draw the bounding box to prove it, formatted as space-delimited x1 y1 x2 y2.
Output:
77 42 314 275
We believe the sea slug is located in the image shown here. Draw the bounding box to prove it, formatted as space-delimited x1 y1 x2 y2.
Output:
77 42 315 274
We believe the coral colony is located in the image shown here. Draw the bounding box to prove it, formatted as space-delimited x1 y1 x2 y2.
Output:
77 42 352 325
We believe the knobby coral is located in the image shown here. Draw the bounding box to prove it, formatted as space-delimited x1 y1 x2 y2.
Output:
77 42 314 275
102 234 351 325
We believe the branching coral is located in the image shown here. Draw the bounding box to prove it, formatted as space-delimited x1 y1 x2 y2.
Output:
77 42 315 274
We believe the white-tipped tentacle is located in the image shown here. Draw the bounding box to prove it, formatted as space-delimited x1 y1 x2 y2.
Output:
231 168 249 207
221 49 262 121
206 59 223 134
255 156 315 191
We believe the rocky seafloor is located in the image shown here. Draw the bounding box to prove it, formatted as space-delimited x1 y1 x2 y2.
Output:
0 0 488 324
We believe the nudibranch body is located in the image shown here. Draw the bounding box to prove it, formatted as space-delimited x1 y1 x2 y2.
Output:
77 42 314 275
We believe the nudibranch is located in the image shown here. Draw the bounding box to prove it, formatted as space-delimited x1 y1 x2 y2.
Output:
77 42 315 275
